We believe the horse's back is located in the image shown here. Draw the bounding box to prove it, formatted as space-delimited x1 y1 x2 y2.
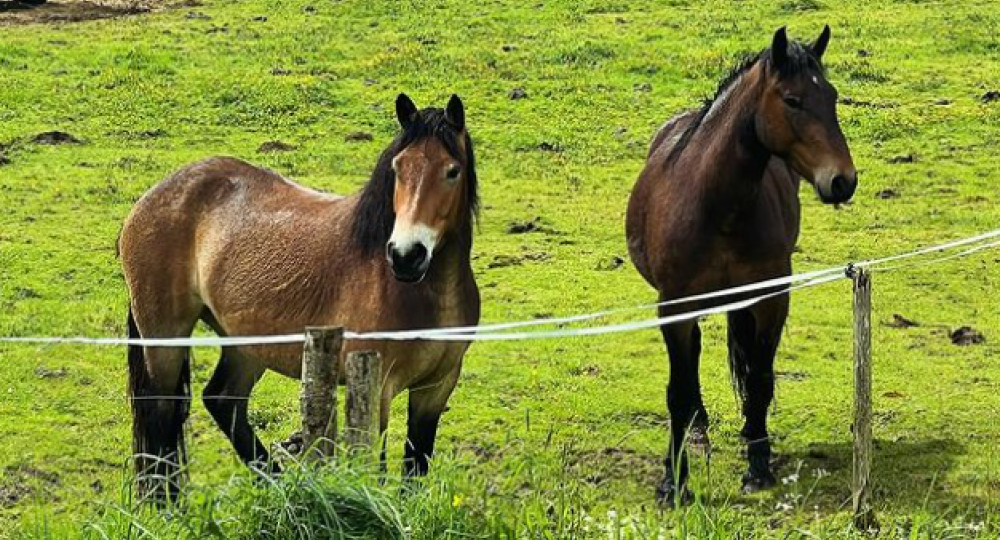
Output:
119 157 352 334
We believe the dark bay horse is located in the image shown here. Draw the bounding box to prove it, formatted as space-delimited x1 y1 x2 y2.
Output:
626 26 857 503
119 94 480 499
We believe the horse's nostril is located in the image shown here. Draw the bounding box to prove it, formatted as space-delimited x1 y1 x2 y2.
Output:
407 244 428 267
390 243 428 273
831 175 847 197
831 174 856 200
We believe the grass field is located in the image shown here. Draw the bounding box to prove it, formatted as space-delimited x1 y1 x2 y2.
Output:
1 0 999 537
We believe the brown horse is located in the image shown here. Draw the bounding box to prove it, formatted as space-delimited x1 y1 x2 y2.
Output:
119 94 480 500
626 26 857 503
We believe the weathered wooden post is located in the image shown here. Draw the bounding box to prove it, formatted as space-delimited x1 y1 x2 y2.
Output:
850 267 877 530
345 350 382 454
300 326 343 460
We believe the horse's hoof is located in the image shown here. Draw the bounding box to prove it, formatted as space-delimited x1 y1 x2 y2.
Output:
741 470 777 494
655 478 693 507
688 425 711 456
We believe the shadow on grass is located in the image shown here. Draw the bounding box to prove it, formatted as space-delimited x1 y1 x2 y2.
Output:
776 437 995 515
555 435 990 517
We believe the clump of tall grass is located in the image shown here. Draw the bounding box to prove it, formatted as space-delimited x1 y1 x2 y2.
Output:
21 452 407 540
16 446 1000 540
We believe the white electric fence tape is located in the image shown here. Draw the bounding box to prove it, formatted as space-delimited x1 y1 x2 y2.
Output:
2 228 998 346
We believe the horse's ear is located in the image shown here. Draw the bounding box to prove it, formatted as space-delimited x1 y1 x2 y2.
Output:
396 93 419 129
445 94 465 132
811 24 831 61
771 26 789 70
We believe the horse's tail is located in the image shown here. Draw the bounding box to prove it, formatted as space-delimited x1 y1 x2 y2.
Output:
127 308 191 501
126 308 146 459
726 311 752 405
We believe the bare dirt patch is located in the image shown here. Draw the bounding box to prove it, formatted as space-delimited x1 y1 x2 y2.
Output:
0 465 60 509
950 326 985 346
31 130 82 145
0 0 168 26
257 140 297 153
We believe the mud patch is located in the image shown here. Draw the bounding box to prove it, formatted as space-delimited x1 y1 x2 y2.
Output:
571 364 601 377
32 131 82 145
506 216 559 235
0 465 60 509
595 255 625 271
34 366 68 379
887 153 915 164
487 251 550 269
14 286 41 300
885 313 919 328
487 254 522 269
776 370 808 381
344 131 373 142
0 1 154 26
0 483 30 509
257 140 296 153
950 326 985 346
839 96 898 109
568 446 661 487
509 87 528 100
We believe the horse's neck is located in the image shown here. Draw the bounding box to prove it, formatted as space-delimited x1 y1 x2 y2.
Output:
424 239 474 295
686 76 772 212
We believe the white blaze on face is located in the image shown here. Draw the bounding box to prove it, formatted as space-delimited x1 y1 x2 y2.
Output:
389 153 441 257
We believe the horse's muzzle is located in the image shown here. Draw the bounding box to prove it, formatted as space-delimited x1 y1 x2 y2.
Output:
815 170 858 204
387 242 430 283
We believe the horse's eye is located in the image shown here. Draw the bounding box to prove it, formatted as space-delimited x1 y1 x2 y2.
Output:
783 95 803 109
446 166 461 180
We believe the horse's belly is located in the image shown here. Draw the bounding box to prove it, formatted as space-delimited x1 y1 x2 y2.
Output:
651 238 791 304
356 339 469 395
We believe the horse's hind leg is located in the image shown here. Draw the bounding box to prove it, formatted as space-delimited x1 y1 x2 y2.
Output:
127 308 198 503
202 350 275 474
728 295 788 493
657 318 704 505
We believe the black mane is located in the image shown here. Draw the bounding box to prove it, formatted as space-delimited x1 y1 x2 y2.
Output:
351 108 479 255
665 40 824 165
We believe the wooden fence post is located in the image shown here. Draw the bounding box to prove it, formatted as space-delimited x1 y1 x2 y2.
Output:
345 350 382 453
300 326 343 460
851 268 878 531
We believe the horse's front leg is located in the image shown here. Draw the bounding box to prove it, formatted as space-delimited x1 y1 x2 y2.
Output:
403 367 461 478
732 296 788 493
657 319 703 506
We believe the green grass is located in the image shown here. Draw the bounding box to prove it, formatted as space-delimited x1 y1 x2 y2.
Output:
1 0 999 537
